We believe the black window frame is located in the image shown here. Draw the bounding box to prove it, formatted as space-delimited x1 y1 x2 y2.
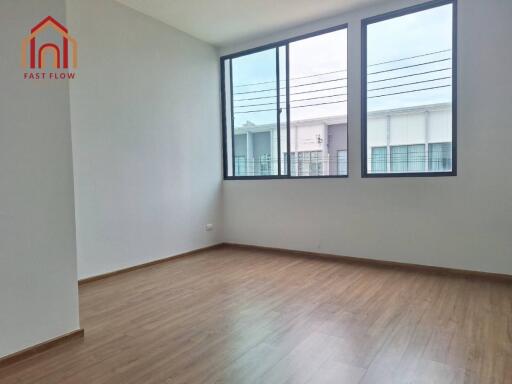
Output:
220 24 349 180
361 0 457 178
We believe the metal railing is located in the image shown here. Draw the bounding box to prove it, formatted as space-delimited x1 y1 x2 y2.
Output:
234 156 347 177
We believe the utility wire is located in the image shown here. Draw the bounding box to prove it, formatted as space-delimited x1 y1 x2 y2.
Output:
234 83 451 114
232 49 451 88
234 99 347 114
235 93 348 109
230 52 454 113
235 71 451 103
368 67 451 84
367 58 451 75
368 49 451 67
234 77 347 95
368 84 451 99
288 85 347 97
233 69 347 88
368 76 451 92
234 60 451 96
234 85 348 102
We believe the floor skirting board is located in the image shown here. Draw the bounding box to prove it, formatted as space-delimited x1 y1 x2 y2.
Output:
0 329 84 369
78 243 224 285
224 242 512 282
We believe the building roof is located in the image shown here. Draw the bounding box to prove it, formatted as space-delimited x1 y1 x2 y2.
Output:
235 102 451 134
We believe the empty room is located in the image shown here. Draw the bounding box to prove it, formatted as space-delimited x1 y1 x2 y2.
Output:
1 0 511 382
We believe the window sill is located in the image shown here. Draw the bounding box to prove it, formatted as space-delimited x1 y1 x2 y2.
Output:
362 171 456 178
224 175 349 180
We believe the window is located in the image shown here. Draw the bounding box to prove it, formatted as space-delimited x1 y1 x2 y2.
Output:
298 151 322 176
234 156 246 176
362 0 456 177
429 142 452 171
222 26 348 179
390 144 426 172
371 147 387 173
337 150 348 175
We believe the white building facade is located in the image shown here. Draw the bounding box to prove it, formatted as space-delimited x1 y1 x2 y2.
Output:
367 102 452 173
233 103 451 176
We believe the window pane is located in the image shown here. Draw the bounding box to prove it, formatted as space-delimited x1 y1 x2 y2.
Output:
391 145 407 173
429 142 452 171
365 3 454 175
289 29 348 176
223 59 233 177
390 144 426 172
234 155 246 176
231 48 279 176
290 152 297 176
371 147 387 173
279 46 288 176
408 144 426 172
337 150 347 175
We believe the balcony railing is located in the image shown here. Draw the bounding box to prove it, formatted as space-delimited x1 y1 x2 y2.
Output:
234 156 347 177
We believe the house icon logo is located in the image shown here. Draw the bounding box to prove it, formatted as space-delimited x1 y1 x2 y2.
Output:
21 16 78 80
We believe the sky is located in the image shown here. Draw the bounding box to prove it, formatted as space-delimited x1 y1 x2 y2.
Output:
229 3 452 128
367 3 453 111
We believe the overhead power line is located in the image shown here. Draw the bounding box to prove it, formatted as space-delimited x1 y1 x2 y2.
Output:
368 76 451 92
229 49 454 114
234 85 348 102
231 49 451 89
368 49 451 67
234 72 451 104
368 67 451 84
233 83 452 114
234 99 347 114
368 84 451 99
233 69 347 88
367 58 451 76
234 77 347 95
235 93 348 109
233 60 451 97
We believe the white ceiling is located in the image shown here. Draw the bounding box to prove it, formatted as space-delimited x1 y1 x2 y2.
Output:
115 0 387 47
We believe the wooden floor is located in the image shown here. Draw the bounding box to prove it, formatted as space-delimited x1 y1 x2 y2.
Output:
1 246 511 383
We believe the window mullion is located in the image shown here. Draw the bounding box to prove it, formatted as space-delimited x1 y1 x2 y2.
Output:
229 59 235 177
275 48 281 176
285 43 291 177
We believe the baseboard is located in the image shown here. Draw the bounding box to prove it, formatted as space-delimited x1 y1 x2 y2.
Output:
78 243 224 285
224 242 512 282
0 329 84 368
78 241 511 284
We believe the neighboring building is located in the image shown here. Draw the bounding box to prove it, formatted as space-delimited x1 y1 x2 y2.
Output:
234 115 348 176
367 102 452 173
232 102 451 176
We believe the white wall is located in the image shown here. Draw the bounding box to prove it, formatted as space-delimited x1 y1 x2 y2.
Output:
0 0 80 358
367 106 451 146
220 0 512 275
66 0 223 279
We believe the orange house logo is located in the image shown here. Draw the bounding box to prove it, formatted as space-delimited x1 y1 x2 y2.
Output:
22 16 77 79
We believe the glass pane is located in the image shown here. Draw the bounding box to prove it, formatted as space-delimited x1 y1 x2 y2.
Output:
371 147 387 173
337 150 347 175
232 48 279 176
234 155 246 176
290 153 297 176
429 142 452 171
408 144 426 172
223 59 233 177
279 46 288 175
289 29 348 176
366 3 453 174
391 145 407 173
